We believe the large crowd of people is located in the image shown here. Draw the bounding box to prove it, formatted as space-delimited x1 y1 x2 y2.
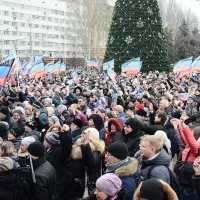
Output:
0 69 200 200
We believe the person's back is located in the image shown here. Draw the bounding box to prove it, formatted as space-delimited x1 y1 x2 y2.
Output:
34 159 56 200
28 141 56 200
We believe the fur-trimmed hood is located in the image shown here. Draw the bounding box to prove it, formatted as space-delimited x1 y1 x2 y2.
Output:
108 118 124 133
115 157 138 177
133 179 178 200
71 138 105 160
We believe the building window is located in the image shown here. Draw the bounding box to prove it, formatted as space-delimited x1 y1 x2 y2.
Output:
67 51 70 55
21 23 25 27
48 17 52 22
4 11 9 16
4 21 9 25
35 24 39 28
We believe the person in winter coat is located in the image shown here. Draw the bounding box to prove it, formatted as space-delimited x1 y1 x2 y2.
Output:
67 127 105 199
89 114 106 141
48 116 60 127
1 141 19 168
193 157 200 200
24 121 41 141
139 135 171 184
86 173 129 200
0 106 18 130
18 136 36 156
12 109 26 133
27 141 56 200
0 157 15 200
7 127 23 150
44 124 72 200
133 178 178 200
0 121 9 141
105 142 139 199
71 118 83 143
113 105 126 123
106 118 124 148
32 101 49 132
114 118 143 157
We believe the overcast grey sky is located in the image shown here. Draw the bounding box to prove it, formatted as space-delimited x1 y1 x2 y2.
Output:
178 0 200 18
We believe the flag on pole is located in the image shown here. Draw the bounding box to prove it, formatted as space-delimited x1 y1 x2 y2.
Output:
103 60 114 70
178 93 190 101
121 57 141 75
87 60 100 68
72 71 79 84
173 57 193 73
45 61 54 73
0 58 15 86
59 62 66 73
9 57 23 76
107 66 116 82
22 56 34 77
1 47 16 62
191 56 200 72
29 54 45 78
49 60 61 75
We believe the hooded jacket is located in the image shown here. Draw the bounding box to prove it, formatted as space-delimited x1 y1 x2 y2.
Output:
106 118 124 147
139 149 171 184
134 179 178 200
114 118 144 157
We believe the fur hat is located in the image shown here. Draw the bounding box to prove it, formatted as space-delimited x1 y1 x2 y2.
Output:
84 128 99 140
49 116 59 124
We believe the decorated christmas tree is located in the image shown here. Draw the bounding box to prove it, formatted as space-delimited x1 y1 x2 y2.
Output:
104 0 169 72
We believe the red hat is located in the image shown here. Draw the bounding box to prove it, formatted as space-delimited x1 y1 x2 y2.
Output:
135 103 144 110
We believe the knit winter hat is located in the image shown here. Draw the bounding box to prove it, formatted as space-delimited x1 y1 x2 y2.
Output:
0 157 14 172
45 132 60 145
135 103 144 110
49 116 59 124
77 113 88 125
96 173 122 197
106 111 114 119
21 136 36 148
44 98 52 104
0 121 9 140
28 141 45 157
72 119 83 129
25 121 37 130
10 127 22 138
139 178 164 200
107 141 128 160
0 106 9 116
33 102 41 109
114 105 124 113
12 109 22 116
189 95 197 102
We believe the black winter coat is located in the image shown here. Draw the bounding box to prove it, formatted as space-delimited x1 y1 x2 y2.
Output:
0 170 16 200
114 131 142 157
45 130 72 199
32 156 56 200
66 139 105 200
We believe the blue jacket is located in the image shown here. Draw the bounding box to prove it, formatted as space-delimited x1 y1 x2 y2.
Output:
118 112 126 123
106 157 138 200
